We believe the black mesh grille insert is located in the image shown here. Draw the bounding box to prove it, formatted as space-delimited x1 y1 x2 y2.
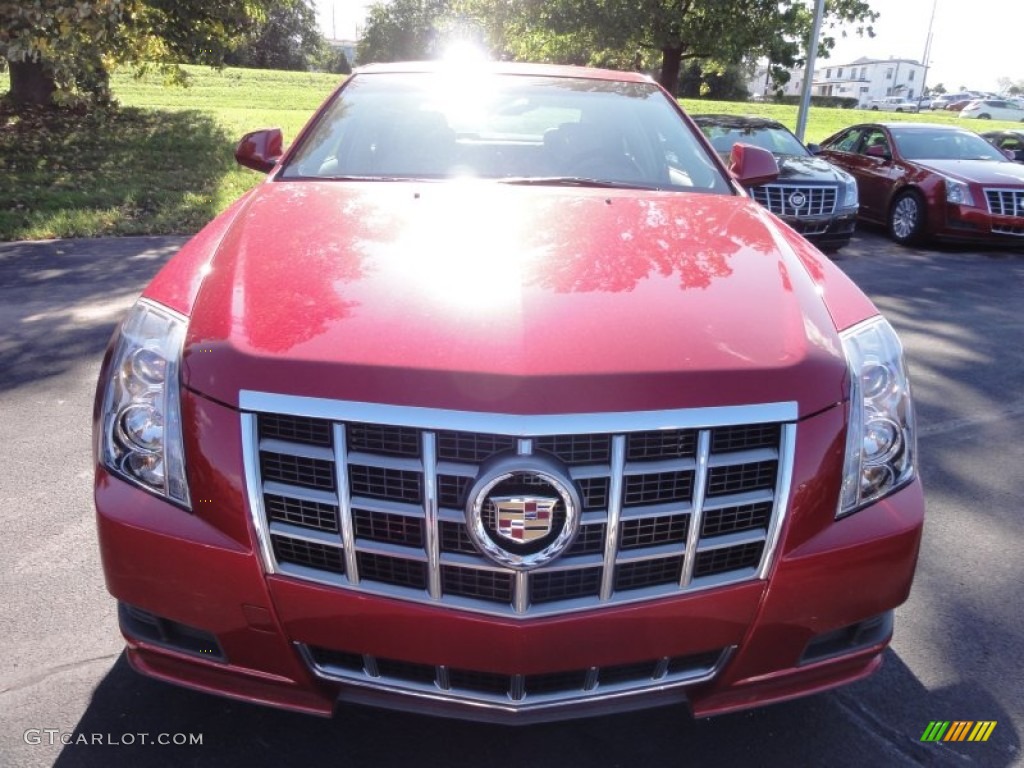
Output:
348 423 421 458
349 465 422 503
441 566 514 604
566 524 605 555
353 509 424 548
627 430 697 460
272 535 345 574
525 669 588 695
599 660 658 686
357 552 427 589
448 668 510 696
535 434 611 465
614 556 683 591
667 650 724 674
711 423 781 454
438 475 471 508
261 452 335 491
439 520 478 554
265 494 339 533
620 514 689 550
437 432 516 463
623 471 693 507
706 461 777 497
259 413 332 447
702 502 771 538
693 542 764 578
311 648 364 672
530 568 602 604
577 477 610 510
375 658 436 685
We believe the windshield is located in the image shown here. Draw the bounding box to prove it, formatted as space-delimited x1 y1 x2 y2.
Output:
280 71 729 193
891 128 1009 161
697 122 809 158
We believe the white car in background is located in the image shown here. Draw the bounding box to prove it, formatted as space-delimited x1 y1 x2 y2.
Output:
959 99 1024 121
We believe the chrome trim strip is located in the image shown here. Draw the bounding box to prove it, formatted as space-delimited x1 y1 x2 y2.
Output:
268 522 345 546
300 644 735 714
333 424 360 583
599 435 626 601
262 480 339 506
421 431 442 600
514 571 529 614
240 392 798 433
757 422 797 579
680 429 712 588
259 438 334 461
242 413 277 574
694 529 767 552
517 438 532 456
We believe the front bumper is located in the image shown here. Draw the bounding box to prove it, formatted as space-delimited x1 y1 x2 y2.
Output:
780 208 857 249
95 394 924 723
938 203 1024 244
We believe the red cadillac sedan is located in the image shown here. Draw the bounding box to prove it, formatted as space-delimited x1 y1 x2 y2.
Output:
94 62 923 723
818 122 1024 246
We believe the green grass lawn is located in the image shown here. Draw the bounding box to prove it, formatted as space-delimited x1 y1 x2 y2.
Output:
0 64 1021 241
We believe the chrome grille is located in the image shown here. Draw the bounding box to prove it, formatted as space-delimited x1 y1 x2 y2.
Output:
242 394 796 619
984 188 1024 236
302 643 732 710
751 184 838 217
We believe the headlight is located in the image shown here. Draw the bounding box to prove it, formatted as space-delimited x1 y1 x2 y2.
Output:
842 175 859 208
944 177 974 206
98 299 190 507
837 317 915 518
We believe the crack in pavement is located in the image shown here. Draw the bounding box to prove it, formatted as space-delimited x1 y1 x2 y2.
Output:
0 652 121 697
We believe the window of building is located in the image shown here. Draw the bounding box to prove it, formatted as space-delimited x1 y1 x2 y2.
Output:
860 86 869 93
886 68 894 79
826 68 832 78
838 68 844 78
861 67 867 79
909 70 915 81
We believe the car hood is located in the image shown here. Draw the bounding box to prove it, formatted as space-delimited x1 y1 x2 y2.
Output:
914 158 1024 184
181 181 850 416
775 154 849 183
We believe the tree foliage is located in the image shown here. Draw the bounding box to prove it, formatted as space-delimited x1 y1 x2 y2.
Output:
0 0 280 106
225 0 325 72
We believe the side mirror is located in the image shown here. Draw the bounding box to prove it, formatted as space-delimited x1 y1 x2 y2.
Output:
729 143 779 186
1003 148 1018 161
806 142 822 155
236 128 284 173
865 144 889 159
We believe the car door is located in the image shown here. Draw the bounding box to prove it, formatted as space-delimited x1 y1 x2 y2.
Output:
821 126 896 222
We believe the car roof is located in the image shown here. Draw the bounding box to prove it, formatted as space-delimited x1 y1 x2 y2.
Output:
352 60 656 84
690 114 787 130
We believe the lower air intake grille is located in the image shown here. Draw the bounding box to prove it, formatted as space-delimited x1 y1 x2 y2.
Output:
244 397 794 618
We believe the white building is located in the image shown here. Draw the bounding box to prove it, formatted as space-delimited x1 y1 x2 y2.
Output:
746 56 927 107
813 57 926 107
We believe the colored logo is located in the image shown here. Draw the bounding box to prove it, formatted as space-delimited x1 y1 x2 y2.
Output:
788 191 807 209
920 721 996 742
465 456 581 570
493 496 557 543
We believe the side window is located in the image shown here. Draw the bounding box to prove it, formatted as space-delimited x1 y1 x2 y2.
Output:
827 128 864 153
859 129 891 158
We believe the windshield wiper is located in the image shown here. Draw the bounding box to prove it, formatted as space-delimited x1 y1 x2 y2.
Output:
499 176 653 190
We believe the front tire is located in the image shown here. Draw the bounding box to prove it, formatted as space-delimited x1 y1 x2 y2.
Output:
888 191 925 245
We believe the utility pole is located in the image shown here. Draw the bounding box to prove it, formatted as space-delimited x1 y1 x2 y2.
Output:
918 0 938 108
795 0 826 142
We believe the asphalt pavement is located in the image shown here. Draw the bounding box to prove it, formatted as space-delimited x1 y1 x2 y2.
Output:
0 232 1021 767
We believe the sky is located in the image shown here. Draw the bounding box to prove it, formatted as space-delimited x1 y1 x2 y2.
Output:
314 0 1023 93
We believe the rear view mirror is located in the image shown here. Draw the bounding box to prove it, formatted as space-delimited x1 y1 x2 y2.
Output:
236 128 284 173
729 143 779 186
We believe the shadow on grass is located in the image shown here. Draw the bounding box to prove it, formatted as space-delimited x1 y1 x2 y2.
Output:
0 103 242 240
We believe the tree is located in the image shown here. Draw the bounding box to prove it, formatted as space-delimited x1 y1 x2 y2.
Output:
357 0 455 64
493 0 878 96
226 0 325 71
0 0 274 107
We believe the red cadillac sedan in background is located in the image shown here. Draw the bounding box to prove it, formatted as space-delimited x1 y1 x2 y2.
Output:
94 62 923 724
818 122 1024 246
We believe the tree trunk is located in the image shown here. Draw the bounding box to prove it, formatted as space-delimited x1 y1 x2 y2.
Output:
659 47 684 96
8 60 56 107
